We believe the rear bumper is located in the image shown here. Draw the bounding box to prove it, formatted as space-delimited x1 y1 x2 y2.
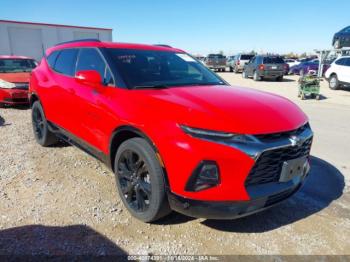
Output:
168 174 307 219
207 65 226 69
258 70 284 78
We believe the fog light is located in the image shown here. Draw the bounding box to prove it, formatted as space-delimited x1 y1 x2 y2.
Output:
185 161 220 192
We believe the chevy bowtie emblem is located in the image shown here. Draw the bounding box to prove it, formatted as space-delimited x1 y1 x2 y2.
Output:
289 135 302 146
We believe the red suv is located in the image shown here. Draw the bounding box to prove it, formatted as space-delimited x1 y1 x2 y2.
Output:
29 40 313 222
0 56 37 106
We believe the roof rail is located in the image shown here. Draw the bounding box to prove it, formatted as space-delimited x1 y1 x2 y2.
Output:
55 39 101 46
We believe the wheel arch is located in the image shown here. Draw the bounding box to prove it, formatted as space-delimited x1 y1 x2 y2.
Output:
109 125 170 187
29 93 40 107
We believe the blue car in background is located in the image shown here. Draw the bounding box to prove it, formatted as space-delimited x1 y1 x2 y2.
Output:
289 61 331 76
333 26 350 49
289 61 319 75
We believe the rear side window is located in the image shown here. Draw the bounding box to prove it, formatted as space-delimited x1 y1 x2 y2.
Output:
54 49 79 76
241 55 254 60
47 50 60 68
344 58 350 66
208 54 225 59
335 58 346 65
263 57 284 64
76 48 106 79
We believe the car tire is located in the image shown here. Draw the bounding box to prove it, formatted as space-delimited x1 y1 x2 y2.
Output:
31 101 58 147
277 75 283 81
242 70 248 79
114 137 171 222
229 67 233 72
222 68 226 72
253 71 261 81
329 74 340 90
334 40 341 49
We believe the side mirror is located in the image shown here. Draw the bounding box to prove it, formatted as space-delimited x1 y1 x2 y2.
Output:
75 70 102 88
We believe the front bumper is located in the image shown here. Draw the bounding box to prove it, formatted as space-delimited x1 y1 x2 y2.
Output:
168 173 307 219
0 88 29 105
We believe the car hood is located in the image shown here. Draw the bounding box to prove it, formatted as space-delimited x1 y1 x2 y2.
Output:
138 85 308 135
0 72 31 83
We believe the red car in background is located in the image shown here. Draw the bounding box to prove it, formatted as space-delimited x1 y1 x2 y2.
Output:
0 55 37 106
29 40 313 222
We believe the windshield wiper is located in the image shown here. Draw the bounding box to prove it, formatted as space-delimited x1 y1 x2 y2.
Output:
133 85 168 89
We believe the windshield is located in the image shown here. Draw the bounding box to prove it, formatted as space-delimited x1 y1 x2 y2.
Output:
107 49 225 89
0 59 36 73
263 57 285 64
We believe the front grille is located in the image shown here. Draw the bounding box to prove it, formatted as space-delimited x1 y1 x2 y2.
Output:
14 83 29 90
255 123 309 141
245 137 312 186
4 98 28 103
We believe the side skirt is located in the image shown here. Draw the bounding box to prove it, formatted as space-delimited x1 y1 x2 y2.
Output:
47 122 110 167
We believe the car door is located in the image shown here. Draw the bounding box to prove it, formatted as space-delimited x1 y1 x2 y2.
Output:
343 58 350 83
334 58 346 82
246 57 255 76
72 47 117 152
44 48 79 132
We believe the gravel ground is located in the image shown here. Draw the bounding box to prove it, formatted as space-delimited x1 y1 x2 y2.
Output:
0 74 349 256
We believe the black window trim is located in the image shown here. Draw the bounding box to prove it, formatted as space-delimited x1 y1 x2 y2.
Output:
46 50 60 71
46 46 116 86
48 48 79 78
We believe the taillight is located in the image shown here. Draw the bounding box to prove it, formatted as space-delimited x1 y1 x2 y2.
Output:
259 64 265 70
237 61 240 65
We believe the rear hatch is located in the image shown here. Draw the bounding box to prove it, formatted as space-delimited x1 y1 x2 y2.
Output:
239 54 254 66
206 54 226 66
263 56 285 71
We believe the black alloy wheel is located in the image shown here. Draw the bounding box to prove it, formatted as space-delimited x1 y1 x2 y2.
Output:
31 101 57 146
114 138 170 222
32 106 45 140
117 149 151 212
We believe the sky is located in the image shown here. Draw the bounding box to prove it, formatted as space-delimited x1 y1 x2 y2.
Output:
1 0 349 55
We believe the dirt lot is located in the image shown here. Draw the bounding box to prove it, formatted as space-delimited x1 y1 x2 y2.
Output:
0 74 349 256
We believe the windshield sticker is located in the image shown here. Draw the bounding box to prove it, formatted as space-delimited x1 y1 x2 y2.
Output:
176 53 196 62
117 55 136 64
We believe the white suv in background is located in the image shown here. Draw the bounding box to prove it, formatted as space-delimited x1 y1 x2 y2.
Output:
324 56 350 90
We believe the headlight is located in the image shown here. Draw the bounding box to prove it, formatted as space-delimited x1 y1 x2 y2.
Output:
180 125 257 143
0 79 16 89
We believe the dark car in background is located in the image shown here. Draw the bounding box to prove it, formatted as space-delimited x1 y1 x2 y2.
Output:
204 54 227 72
242 55 286 81
332 26 350 49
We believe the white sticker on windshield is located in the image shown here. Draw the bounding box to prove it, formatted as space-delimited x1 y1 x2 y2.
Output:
176 53 196 62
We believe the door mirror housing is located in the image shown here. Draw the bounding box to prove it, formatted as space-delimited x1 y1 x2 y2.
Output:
75 70 103 88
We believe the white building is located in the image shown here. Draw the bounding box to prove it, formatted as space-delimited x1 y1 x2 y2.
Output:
0 20 113 61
